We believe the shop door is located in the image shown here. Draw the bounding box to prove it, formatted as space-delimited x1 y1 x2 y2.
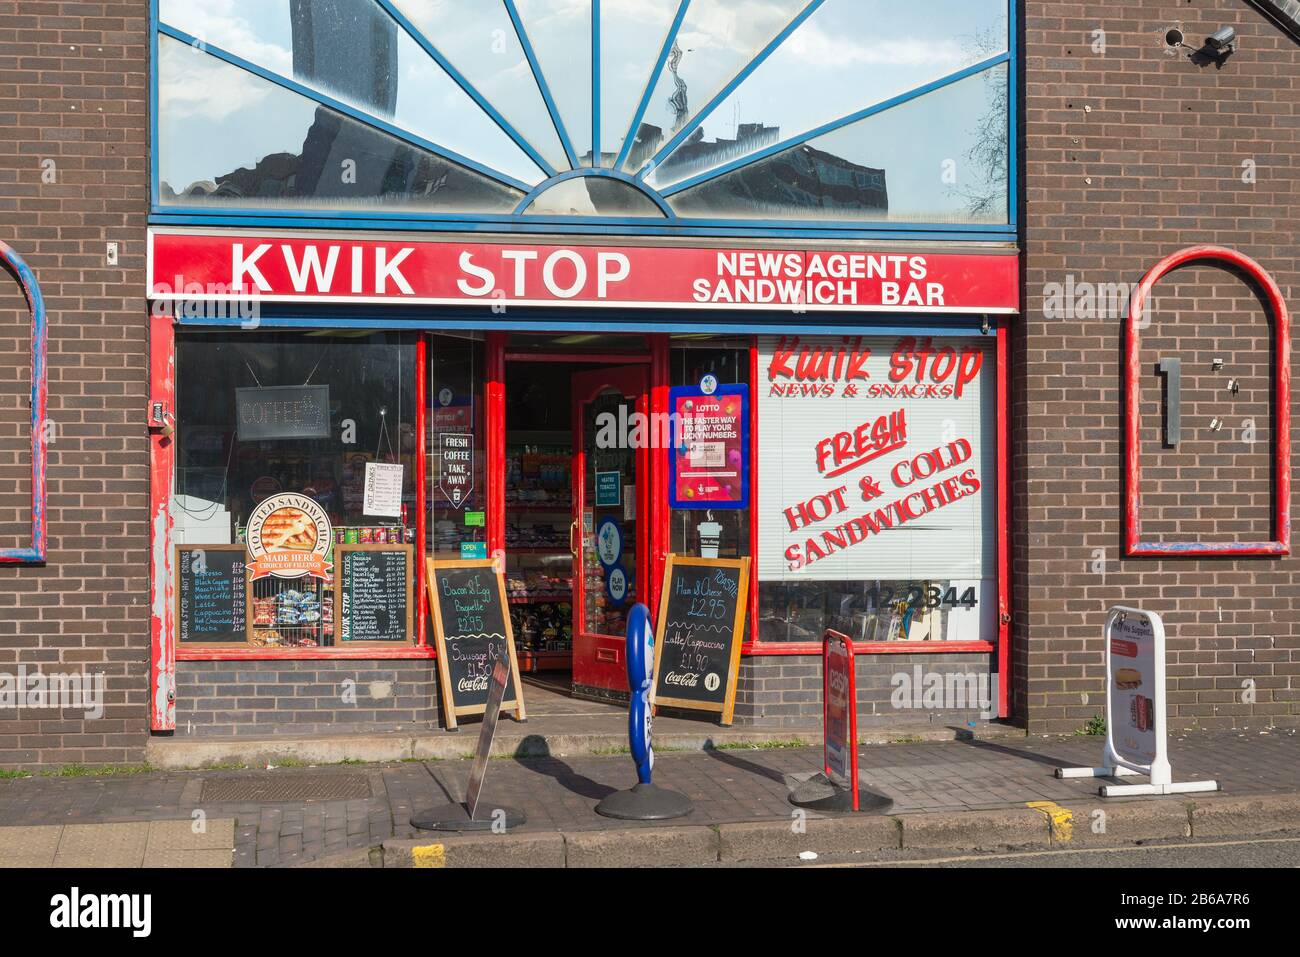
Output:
571 365 649 696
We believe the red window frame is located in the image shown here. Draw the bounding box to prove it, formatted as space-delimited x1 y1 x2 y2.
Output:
150 323 1013 730
737 327 1011 719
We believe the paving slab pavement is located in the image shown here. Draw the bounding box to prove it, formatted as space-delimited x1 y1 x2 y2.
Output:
0 728 1296 867
0 819 235 868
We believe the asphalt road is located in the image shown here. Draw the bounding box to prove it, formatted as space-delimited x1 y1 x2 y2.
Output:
800 835 1300 868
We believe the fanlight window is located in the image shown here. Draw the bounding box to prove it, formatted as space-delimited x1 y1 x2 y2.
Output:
154 0 1013 234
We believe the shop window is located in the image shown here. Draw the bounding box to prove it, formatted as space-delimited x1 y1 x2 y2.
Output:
522 177 666 217
386 0 570 172
755 333 998 645
596 0 680 163
669 336 752 642
643 0 1008 192
668 65 1009 224
513 0 593 163
173 331 419 649
153 1 1015 234
428 334 487 562
158 1 545 186
156 35 527 211
619 0 809 173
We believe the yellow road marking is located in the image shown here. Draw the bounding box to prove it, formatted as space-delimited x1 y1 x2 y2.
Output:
412 843 446 868
1026 800 1073 842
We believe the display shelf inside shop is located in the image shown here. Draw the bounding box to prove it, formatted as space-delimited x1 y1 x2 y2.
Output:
505 435 573 671
237 523 411 648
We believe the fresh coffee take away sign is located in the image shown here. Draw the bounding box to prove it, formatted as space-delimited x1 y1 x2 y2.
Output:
147 229 1019 314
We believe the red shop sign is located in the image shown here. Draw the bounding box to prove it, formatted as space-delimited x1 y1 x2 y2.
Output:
148 229 1019 314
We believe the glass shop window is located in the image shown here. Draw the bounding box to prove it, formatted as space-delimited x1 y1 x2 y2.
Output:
669 335 752 642
427 334 487 562
755 333 998 644
173 331 418 649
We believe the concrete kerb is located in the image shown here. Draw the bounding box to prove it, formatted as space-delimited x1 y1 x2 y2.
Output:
1189 793 1300 839
297 791 1300 867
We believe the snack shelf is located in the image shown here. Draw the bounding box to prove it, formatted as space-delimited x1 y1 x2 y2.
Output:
509 593 570 604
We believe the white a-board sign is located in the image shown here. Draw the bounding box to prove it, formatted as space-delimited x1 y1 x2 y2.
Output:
1057 606 1217 797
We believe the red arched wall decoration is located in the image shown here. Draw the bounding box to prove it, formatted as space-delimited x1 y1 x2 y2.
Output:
1125 245 1292 557
0 241 48 565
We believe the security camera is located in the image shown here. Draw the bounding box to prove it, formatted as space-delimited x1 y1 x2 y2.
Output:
1204 26 1236 53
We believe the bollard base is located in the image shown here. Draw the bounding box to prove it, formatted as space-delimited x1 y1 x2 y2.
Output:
789 772 894 814
595 783 693 821
410 802 527 832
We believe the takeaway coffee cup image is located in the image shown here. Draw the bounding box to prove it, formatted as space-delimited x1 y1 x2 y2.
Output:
698 520 723 558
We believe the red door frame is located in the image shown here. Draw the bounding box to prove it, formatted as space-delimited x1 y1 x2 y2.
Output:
570 363 651 694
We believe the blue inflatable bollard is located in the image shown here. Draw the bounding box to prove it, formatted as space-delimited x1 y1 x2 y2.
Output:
594 602 693 820
626 602 654 785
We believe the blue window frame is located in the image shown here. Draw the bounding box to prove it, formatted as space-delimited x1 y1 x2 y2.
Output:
150 0 1017 242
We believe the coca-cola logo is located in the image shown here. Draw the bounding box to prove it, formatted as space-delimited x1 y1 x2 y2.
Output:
664 671 700 688
457 675 489 693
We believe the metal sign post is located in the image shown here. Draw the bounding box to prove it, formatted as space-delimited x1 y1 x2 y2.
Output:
412 657 526 831
1057 606 1218 797
789 631 892 813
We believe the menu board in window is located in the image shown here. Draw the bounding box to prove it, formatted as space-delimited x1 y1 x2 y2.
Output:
175 545 248 645
426 558 526 731
651 554 750 725
336 545 413 645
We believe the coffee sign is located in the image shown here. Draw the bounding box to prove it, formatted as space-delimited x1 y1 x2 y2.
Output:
235 385 330 440
651 555 750 725
426 559 525 730
439 433 474 508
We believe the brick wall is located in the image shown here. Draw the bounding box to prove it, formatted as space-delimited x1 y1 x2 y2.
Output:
0 0 151 767
735 653 993 729
175 660 440 737
1018 0 1300 732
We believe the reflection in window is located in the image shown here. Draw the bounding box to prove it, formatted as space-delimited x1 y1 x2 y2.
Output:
644 0 1008 191
523 176 665 217
514 0 593 165
668 65 1009 224
388 0 570 172
157 37 524 212
428 334 487 563
175 331 418 533
619 0 807 173
173 331 419 649
597 0 677 164
159 0 546 185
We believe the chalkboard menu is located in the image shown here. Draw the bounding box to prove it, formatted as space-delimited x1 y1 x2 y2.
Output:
426 559 526 730
176 545 248 645
337 545 413 644
651 555 751 725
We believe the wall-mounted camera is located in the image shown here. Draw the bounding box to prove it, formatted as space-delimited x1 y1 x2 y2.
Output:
1165 24 1238 63
1204 26 1237 55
